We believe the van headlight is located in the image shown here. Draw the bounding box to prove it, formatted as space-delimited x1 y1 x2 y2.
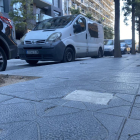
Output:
47 32 62 42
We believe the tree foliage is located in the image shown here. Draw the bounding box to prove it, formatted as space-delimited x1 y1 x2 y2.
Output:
70 8 81 15
122 0 140 53
9 0 35 34
104 26 114 39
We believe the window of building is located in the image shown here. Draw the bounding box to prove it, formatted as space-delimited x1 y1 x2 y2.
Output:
53 11 59 17
88 23 98 38
74 17 86 32
41 0 52 4
54 0 59 8
0 0 4 12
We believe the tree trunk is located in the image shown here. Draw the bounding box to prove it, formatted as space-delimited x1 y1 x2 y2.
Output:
138 17 140 53
114 0 122 57
131 0 136 54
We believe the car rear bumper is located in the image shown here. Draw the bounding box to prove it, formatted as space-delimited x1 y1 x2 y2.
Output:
104 50 113 55
18 41 65 61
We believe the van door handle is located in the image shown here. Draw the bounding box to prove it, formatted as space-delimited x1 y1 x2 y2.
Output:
86 33 87 39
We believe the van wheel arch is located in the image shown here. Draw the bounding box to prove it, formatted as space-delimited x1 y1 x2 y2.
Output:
65 45 76 59
99 47 103 57
62 45 76 62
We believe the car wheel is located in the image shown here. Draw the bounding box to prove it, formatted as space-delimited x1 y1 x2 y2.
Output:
62 47 75 62
97 48 103 58
124 49 127 54
26 60 38 65
0 47 7 71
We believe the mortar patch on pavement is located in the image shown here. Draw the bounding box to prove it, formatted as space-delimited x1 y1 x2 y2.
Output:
63 90 114 105
0 74 40 87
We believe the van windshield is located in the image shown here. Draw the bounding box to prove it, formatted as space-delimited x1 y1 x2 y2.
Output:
106 40 113 45
34 15 77 30
121 40 132 45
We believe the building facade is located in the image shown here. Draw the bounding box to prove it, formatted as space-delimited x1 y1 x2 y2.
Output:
62 0 114 28
0 0 63 21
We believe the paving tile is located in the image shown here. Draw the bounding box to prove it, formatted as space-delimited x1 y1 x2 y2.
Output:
0 103 36 123
0 94 13 103
3 122 39 140
120 119 140 140
38 111 108 140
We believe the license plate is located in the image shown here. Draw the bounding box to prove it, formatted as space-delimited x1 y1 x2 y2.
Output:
26 50 39 54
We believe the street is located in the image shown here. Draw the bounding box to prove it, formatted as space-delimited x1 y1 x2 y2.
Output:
0 54 140 140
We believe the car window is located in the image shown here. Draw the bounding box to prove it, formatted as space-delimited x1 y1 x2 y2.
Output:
88 23 98 38
120 43 126 47
106 40 113 45
74 17 86 32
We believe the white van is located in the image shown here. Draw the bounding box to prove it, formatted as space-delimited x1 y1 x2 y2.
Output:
18 14 104 65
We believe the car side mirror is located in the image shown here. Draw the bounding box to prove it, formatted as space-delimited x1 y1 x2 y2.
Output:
73 24 81 33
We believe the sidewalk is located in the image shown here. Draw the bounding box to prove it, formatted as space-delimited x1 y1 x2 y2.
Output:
0 54 140 140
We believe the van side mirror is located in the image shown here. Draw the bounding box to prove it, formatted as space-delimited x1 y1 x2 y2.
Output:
73 24 81 33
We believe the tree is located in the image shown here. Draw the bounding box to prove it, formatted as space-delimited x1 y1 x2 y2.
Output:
9 0 35 35
132 0 136 54
135 0 140 53
70 8 81 15
122 0 137 54
114 0 122 57
104 26 114 39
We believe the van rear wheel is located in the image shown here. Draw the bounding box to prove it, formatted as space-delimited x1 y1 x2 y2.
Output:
62 47 75 62
26 60 38 65
0 47 7 71
97 48 103 58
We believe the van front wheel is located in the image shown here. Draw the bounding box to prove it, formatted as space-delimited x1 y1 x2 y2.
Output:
0 47 7 71
63 48 75 62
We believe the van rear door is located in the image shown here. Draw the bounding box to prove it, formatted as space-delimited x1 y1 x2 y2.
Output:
87 20 99 56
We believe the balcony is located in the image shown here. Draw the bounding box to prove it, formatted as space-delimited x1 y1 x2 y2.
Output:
33 0 52 8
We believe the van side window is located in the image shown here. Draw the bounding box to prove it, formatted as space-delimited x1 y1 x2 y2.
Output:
88 23 98 38
74 17 86 32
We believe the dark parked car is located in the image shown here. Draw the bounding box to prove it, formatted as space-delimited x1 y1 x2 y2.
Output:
0 13 17 71
120 43 131 54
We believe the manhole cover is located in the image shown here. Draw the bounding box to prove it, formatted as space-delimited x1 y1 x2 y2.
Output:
63 90 113 105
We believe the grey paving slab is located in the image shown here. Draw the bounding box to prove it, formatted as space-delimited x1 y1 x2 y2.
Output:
101 76 140 84
0 121 30 140
62 93 132 117
135 96 140 104
0 103 36 123
0 94 13 103
93 112 124 140
119 119 140 140
0 54 139 140
130 106 140 120
3 122 39 140
94 82 139 95
44 106 81 117
63 90 114 105
38 111 108 140
96 105 130 117
0 98 36 105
